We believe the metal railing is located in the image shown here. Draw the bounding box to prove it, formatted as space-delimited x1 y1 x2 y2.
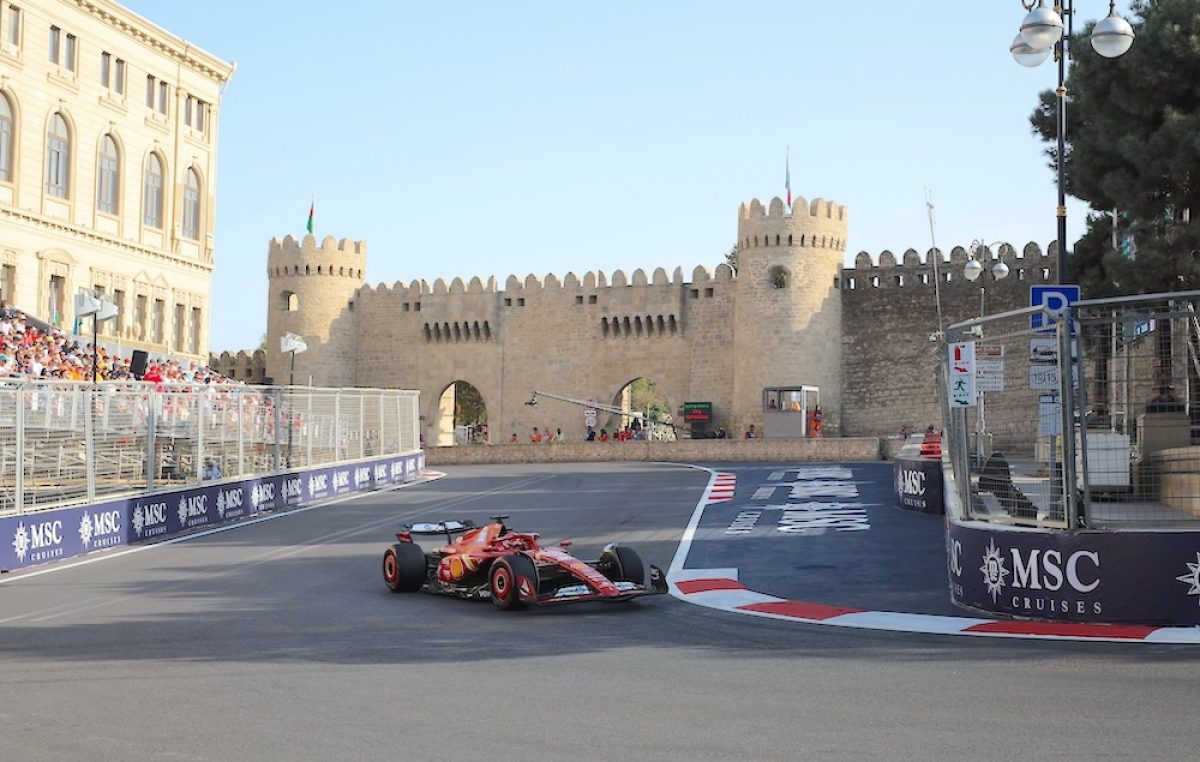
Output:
940 291 1200 529
0 381 420 516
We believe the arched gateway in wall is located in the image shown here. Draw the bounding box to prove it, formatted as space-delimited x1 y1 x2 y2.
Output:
430 381 489 446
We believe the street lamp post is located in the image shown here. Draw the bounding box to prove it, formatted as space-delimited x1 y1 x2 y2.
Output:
965 241 1011 462
280 333 308 468
1011 0 1135 283
73 290 118 384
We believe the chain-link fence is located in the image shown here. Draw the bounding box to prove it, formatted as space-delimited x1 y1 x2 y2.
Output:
941 290 1200 529
0 381 420 516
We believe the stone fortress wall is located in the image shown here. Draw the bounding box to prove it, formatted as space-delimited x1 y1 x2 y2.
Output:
841 242 1057 437
211 192 1058 442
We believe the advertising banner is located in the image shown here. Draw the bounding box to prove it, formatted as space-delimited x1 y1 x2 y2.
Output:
0 452 426 573
894 457 944 514
947 520 1200 625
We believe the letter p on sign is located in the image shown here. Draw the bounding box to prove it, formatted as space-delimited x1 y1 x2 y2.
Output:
1030 285 1080 333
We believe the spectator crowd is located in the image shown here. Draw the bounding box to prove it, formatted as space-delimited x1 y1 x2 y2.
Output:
0 303 232 384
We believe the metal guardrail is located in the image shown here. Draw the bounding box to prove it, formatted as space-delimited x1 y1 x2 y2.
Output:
0 381 420 516
940 291 1200 529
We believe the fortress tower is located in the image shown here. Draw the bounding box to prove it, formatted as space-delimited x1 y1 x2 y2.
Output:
265 234 366 386
732 196 848 433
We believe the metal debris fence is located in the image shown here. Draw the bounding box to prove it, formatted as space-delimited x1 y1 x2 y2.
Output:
940 290 1200 529
0 381 420 515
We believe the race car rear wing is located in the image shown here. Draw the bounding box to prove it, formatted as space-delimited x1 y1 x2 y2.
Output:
403 519 476 545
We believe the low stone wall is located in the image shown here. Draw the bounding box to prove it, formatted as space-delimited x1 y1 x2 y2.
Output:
425 437 886 465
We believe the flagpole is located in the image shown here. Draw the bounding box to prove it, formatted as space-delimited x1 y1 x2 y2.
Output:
785 147 792 208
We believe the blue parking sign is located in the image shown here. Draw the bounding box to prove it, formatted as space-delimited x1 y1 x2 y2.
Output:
1030 285 1080 333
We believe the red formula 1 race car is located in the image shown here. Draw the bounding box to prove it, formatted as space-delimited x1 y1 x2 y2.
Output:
381 515 668 610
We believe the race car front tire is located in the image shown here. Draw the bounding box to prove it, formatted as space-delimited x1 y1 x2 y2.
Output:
599 544 645 586
383 543 427 593
490 554 537 610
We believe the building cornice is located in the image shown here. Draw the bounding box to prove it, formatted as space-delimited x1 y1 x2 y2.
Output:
72 0 237 85
0 206 215 275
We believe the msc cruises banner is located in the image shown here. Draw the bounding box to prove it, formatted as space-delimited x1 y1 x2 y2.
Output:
0 451 426 572
947 520 1200 626
894 457 944 514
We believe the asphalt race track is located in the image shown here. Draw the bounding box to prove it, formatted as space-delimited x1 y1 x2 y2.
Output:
2 461 1199 760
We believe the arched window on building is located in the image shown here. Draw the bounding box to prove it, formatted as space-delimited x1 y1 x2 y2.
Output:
45 112 70 198
143 153 164 227
97 134 119 214
182 168 200 239
282 291 298 311
0 93 13 182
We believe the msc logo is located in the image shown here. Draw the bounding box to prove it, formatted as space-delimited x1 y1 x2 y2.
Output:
177 494 209 527
898 468 926 496
132 501 169 538
12 520 65 563
355 467 371 486
980 539 1101 610
216 487 244 518
283 477 302 502
333 470 351 491
390 461 404 480
1011 548 1100 593
78 510 121 549
251 482 276 510
308 474 328 495
375 464 388 482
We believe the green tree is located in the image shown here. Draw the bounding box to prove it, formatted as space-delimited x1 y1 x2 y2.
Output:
628 378 672 425
1030 0 1200 294
725 244 738 275
453 381 487 427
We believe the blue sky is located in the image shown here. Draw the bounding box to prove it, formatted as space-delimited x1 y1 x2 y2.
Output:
120 1 1137 352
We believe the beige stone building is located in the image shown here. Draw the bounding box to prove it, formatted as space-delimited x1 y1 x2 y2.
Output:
0 0 233 359
233 196 851 444
210 190 1059 442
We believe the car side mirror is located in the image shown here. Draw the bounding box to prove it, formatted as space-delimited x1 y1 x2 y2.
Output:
558 540 573 550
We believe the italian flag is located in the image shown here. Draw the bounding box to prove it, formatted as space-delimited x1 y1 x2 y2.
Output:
306 200 314 235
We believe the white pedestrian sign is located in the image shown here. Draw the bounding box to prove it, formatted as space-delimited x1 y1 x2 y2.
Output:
949 342 976 407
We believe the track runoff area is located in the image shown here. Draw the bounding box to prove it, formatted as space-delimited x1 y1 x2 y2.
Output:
669 462 1200 644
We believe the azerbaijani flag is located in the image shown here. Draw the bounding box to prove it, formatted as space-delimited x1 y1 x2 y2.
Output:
306 199 314 235
785 146 792 207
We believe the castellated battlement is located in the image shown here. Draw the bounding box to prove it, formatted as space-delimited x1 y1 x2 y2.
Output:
840 241 1061 299
267 234 367 280
848 241 1053 270
737 196 849 253
353 265 735 300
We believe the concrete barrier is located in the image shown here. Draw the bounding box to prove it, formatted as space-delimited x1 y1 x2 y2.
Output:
425 437 886 465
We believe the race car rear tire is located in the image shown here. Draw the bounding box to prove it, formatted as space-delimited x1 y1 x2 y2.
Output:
383 543 426 593
490 554 537 610
599 544 644 586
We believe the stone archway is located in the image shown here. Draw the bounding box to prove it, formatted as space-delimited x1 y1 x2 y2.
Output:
610 377 675 441
432 380 489 446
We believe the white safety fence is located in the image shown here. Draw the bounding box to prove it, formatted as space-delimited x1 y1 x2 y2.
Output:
0 381 420 515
